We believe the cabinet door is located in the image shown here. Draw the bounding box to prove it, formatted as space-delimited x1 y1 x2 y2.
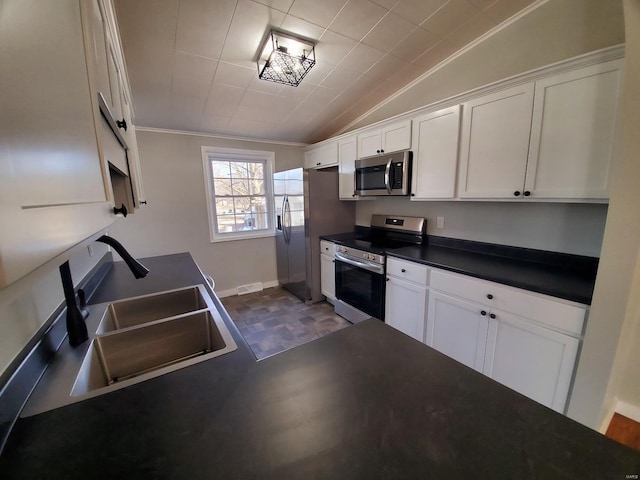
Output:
304 143 337 169
381 120 411 153
385 276 427 342
320 253 335 301
525 60 621 199
458 83 534 198
426 291 488 372
411 106 460 199
338 136 357 200
484 310 579 412
357 129 382 158
0 0 114 288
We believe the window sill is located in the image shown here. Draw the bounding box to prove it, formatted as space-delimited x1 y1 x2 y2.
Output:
210 231 276 243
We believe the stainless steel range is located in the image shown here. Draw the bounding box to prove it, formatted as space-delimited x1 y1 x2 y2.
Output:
334 215 425 323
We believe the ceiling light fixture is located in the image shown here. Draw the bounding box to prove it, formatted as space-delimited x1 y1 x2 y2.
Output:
257 30 316 87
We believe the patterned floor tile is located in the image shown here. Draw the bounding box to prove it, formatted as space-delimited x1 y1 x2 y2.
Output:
221 287 351 360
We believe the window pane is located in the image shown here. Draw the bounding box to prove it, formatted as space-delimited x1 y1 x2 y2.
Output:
248 162 264 179
215 198 234 215
211 161 231 178
274 195 284 215
217 214 236 233
273 179 286 195
290 210 304 227
230 162 250 179
287 179 303 195
233 196 251 214
249 179 264 195
232 179 249 196
253 213 268 229
251 196 266 212
214 179 232 196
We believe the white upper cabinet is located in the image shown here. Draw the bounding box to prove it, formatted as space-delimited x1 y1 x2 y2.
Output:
458 83 535 198
304 142 338 169
411 105 461 199
338 136 357 200
357 120 412 158
524 60 622 199
0 0 115 288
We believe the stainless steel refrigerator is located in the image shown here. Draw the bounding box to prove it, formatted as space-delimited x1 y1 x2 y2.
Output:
274 167 355 303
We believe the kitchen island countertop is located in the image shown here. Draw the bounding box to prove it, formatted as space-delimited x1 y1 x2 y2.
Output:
0 253 637 479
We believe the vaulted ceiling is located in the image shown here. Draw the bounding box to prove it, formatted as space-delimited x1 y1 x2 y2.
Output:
114 0 537 144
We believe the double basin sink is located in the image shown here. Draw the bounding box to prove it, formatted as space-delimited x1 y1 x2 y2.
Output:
22 284 237 416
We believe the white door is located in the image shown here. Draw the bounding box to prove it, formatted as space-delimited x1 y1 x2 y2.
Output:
320 254 335 301
381 120 412 154
426 291 488 372
411 106 460 199
458 83 535 198
483 310 579 412
338 136 357 200
385 276 427 342
525 60 621 199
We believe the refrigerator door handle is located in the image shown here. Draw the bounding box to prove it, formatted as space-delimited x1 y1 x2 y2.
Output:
283 195 291 243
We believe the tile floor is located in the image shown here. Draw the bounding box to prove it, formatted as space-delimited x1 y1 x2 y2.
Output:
221 287 351 360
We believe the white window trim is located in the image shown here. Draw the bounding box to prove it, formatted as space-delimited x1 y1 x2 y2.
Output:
202 146 276 243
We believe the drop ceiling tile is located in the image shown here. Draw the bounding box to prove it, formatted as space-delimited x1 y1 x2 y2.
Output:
214 61 255 89
365 53 409 81
115 0 179 50
317 30 358 66
220 0 286 64
234 104 292 122
422 0 480 37
467 0 499 10
280 14 326 39
240 89 300 110
175 0 236 59
204 84 246 116
320 65 362 91
391 0 447 26
277 81 317 100
371 0 399 9
340 42 386 74
301 60 336 86
172 52 217 98
247 76 285 94
328 0 388 42
390 26 439 62
484 0 536 24
413 39 459 71
253 0 296 13
444 11 496 51
288 0 348 28
226 117 289 139
361 11 415 52
124 45 174 93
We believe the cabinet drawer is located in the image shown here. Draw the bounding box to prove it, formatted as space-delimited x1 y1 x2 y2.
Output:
429 268 586 336
320 240 334 256
387 258 428 285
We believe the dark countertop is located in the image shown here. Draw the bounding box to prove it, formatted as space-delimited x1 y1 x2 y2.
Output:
322 232 597 304
2 253 637 479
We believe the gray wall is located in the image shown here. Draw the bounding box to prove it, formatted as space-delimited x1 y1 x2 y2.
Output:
110 130 304 294
356 199 607 257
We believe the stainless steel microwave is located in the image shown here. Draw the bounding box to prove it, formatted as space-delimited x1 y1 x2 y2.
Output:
354 150 412 196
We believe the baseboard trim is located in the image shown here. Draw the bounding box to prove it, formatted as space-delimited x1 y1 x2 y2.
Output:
216 280 279 299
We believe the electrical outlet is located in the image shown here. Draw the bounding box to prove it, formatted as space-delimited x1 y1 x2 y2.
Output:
436 216 445 229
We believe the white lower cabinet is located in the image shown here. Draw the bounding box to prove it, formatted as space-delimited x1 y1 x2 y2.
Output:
320 241 335 301
427 267 586 413
426 291 488 372
483 310 579 412
385 258 428 342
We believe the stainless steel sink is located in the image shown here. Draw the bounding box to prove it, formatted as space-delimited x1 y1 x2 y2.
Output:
97 286 208 332
22 284 237 416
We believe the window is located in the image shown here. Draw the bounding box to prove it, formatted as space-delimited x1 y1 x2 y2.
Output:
202 146 275 242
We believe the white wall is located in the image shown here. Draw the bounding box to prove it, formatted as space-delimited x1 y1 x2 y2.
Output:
0 239 109 379
568 0 640 428
356 199 607 257
110 130 304 293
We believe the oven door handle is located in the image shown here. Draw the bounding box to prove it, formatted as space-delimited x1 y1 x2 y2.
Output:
384 158 392 194
335 252 384 275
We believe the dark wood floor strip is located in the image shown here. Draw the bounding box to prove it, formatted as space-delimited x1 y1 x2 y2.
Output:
606 413 640 451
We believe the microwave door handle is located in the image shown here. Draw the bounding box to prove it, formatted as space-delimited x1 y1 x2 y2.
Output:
384 158 392 194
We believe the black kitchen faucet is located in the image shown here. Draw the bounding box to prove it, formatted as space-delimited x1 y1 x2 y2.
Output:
59 235 149 347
